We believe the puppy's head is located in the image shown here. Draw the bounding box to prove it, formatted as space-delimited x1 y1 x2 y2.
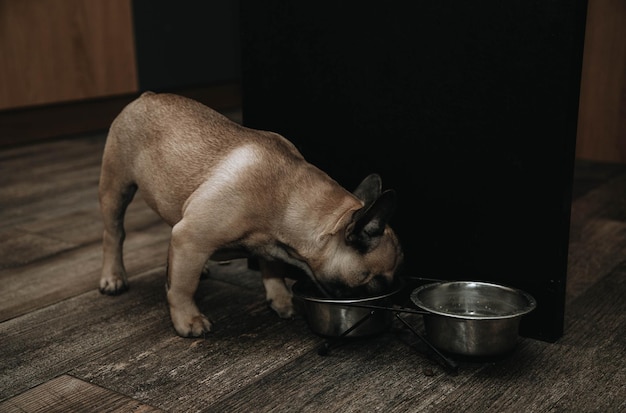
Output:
311 174 404 298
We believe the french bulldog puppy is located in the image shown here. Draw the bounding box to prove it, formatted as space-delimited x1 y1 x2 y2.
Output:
98 92 403 337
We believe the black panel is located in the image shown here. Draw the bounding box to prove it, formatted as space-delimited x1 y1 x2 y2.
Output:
132 0 241 91
240 1 588 342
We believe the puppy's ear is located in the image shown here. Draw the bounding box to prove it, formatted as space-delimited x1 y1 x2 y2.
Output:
346 189 396 252
353 173 382 208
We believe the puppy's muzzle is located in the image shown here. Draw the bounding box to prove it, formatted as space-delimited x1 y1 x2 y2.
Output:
324 274 394 299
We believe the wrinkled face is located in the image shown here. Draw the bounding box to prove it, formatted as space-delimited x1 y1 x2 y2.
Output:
310 226 404 298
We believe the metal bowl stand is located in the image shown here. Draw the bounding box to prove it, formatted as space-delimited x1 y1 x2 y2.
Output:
315 303 459 374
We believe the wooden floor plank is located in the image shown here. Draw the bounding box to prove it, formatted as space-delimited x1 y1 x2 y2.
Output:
0 133 104 174
0 134 171 320
0 227 77 269
0 264 319 410
566 171 626 302
68 273 321 412
0 222 170 322
571 159 626 200
2 191 165 267
0 374 163 413
203 320 495 413
0 177 101 231
0 268 168 400
14 193 162 246
0 135 104 204
73 317 467 413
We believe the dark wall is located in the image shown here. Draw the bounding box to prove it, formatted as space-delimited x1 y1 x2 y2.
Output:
240 1 588 342
132 0 241 91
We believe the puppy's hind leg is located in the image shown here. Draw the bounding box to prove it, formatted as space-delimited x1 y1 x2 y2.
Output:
98 167 137 295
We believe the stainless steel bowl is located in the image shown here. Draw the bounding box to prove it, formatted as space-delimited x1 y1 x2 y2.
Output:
292 281 402 338
411 281 537 356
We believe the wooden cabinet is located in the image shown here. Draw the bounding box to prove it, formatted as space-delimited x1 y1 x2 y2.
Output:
0 0 241 147
0 0 138 110
576 0 626 163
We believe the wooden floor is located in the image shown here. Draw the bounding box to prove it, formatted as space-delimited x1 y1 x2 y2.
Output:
1 113 626 412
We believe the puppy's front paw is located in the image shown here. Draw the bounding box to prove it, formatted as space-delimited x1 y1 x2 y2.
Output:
263 277 295 319
268 296 295 319
99 274 128 295
172 312 213 338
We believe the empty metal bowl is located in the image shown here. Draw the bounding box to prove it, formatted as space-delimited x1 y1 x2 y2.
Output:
292 281 403 338
411 281 537 356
